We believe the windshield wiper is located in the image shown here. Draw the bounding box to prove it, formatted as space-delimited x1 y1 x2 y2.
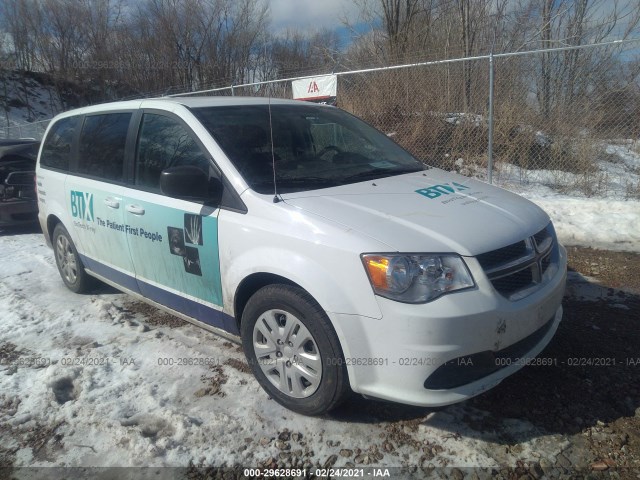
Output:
341 167 424 183
276 176 338 186
251 177 338 193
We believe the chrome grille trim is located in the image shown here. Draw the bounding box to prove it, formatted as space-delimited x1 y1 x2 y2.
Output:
477 223 558 300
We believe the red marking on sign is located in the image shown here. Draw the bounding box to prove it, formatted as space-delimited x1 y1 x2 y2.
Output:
307 81 319 94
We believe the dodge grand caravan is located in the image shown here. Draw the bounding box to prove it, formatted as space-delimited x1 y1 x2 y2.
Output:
36 97 566 415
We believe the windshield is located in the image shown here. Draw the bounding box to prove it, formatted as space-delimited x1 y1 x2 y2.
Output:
192 104 425 194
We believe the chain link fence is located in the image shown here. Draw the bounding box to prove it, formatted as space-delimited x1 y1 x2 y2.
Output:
487 46 640 199
337 42 640 200
169 39 640 199
6 40 639 198
1 119 50 141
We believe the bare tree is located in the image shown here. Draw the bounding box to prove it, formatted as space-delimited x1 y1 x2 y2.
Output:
380 0 421 56
540 0 553 118
513 0 640 121
1 0 40 71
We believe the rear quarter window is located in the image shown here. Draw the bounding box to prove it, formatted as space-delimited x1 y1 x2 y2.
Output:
40 117 79 171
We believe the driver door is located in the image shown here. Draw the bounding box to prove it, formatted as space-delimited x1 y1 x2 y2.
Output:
123 111 227 328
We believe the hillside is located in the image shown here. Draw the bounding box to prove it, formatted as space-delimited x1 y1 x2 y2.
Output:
0 70 136 139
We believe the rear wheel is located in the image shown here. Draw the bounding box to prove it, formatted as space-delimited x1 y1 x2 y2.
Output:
241 284 350 415
53 224 95 293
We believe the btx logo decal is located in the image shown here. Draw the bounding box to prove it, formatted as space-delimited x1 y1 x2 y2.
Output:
70 190 94 221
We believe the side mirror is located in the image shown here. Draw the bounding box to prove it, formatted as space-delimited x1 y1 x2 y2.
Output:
160 166 221 202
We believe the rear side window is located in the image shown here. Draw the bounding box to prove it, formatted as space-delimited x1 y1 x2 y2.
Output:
40 117 79 171
135 113 211 191
78 113 131 182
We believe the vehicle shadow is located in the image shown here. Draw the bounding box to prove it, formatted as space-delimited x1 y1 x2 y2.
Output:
328 395 438 424
87 282 122 296
0 223 42 236
329 269 640 445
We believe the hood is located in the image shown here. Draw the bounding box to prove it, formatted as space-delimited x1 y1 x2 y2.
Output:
282 169 549 256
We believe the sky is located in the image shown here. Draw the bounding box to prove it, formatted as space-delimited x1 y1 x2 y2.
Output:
266 0 640 53
268 0 364 33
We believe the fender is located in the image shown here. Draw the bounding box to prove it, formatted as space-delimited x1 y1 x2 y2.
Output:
221 244 383 321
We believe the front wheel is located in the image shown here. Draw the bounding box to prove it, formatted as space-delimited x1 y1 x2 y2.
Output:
241 284 350 415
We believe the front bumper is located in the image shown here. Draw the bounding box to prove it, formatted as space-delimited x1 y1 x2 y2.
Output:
330 245 567 407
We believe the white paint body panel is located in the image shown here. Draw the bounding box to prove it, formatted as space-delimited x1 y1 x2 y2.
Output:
36 96 567 407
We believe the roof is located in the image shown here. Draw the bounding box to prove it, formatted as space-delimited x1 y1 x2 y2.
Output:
160 96 307 108
51 96 320 120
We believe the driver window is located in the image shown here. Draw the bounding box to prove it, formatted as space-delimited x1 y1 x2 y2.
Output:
135 113 211 191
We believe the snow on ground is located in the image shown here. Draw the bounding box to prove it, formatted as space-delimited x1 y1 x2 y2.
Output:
521 196 639 252
0 233 571 471
485 139 640 252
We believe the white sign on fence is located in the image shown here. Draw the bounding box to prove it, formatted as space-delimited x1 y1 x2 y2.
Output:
292 75 337 104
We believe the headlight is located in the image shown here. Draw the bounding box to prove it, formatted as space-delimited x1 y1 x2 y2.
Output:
361 253 475 303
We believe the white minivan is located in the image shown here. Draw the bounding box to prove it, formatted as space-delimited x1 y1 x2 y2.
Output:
36 97 566 415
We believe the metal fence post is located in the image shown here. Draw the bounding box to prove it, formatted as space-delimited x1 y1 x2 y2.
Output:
231 84 235 96
487 51 494 184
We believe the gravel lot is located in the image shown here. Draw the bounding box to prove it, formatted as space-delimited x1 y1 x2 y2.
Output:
469 246 640 478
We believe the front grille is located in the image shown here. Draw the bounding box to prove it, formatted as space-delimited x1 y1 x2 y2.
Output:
533 228 552 249
476 240 528 271
477 223 558 300
541 252 552 275
491 268 533 296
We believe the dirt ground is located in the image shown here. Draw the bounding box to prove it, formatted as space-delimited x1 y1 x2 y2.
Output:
468 246 640 478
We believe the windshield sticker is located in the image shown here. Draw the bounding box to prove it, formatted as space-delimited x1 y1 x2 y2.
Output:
370 161 396 169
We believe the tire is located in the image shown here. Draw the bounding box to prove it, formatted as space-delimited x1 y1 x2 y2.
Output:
241 284 350 415
52 224 95 293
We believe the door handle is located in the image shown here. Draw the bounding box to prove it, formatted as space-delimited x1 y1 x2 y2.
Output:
104 197 120 209
126 204 145 215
